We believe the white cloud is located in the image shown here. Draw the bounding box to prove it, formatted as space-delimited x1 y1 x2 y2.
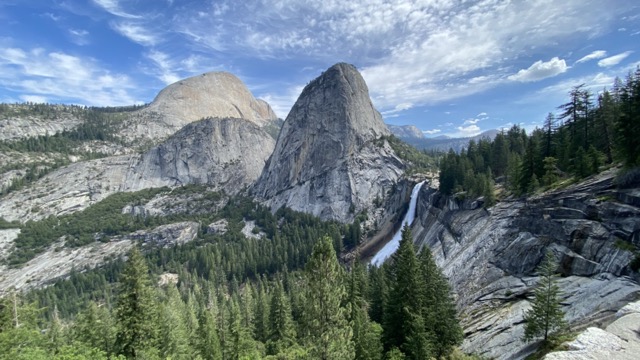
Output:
576 50 607 63
259 84 304 119
423 129 441 135
598 51 633 67
167 0 628 114
453 124 482 137
92 0 141 19
20 95 48 103
112 22 159 46
0 47 139 106
508 57 568 82
145 51 180 85
463 118 481 125
381 102 413 116
68 29 90 46
477 112 488 117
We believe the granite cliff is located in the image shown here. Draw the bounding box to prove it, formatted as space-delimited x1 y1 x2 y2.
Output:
253 63 405 223
411 168 640 359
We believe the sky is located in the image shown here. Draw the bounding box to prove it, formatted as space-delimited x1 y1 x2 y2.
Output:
0 1 638 138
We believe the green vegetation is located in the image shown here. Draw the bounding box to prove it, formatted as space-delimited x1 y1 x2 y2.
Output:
379 135 436 174
10 203 465 359
7 188 170 265
523 251 566 343
439 67 640 199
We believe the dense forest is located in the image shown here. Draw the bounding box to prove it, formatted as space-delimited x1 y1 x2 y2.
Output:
439 68 640 202
1 226 467 360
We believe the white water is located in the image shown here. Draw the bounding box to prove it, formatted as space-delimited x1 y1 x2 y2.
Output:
370 181 425 266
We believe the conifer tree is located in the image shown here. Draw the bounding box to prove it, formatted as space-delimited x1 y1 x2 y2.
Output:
383 225 431 359
348 261 383 360
158 285 190 360
302 236 355 360
114 247 159 358
418 248 463 358
267 280 297 355
523 251 566 343
198 308 222 360
72 301 115 355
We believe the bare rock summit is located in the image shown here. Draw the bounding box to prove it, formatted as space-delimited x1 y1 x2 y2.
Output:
253 63 405 223
122 72 278 144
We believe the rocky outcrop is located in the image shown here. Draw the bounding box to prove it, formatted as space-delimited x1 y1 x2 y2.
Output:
0 117 272 222
544 300 640 360
0 222 199 295
124 117 275 195
0 105 83 141
120 72 278 145
388 124 424 139
253 63 405 223
0 155 137 222
412 169 640 359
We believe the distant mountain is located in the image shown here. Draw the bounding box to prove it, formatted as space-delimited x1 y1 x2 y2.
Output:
405 129 499 153
387 124 424 139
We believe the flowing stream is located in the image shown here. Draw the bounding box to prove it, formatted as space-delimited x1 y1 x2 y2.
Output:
370 181 425 266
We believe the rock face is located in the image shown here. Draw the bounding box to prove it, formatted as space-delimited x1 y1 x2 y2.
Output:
0 155 137 222
0 104 83 141
544 300 640 360
124 117 275 195
388 124 424 139
0 221 199 295
121 72 278 144
253 63 405 222
412 169 640 359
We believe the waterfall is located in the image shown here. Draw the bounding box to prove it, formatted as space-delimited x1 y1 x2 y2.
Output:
370 181 425 266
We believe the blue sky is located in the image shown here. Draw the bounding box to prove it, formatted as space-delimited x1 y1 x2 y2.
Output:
0 1 638 138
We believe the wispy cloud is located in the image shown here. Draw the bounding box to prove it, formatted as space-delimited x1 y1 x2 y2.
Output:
92 0 141 19
0 47 140 105
68 29 90 46
576 50 607 64
112 22 159 46
145 50 180 85
423 129 441 135
508 57 568 82
598 51 633 67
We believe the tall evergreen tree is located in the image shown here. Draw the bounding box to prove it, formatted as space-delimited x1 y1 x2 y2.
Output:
418 248 463 358
302 236 354 360
523 251 566 343
114 247 159 358
383 225 431 359
267 280 297 356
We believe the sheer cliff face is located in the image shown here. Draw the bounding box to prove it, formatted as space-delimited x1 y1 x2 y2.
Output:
253 63 405 223
124 117 275 195
122 72 278 144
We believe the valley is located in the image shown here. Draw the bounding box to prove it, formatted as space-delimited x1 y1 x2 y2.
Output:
0 62 639 360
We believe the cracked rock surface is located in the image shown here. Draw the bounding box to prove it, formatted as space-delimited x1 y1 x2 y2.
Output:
413 169 640 359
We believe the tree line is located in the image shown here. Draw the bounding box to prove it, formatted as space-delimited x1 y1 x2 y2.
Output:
439 67 640 200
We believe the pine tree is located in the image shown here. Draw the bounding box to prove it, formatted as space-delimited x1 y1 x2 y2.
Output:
72 301 116 355
158 285 190 360
523 251 566 343
267 280 297 356
383 225 431 359
114 247 159 358
302 236 355 360
418 248 463 358
348 261 383 360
